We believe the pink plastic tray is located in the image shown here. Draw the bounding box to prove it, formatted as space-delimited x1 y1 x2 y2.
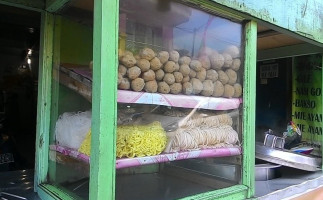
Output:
50 145 241 169
117 90 242 110
71 68 242 110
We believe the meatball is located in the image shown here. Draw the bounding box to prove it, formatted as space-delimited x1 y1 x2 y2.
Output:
163 73 175 85
223 84 235 98
137 59 150 72
233 83 242 97
190 60 203 72
201 80 214 97
224 45 240 58
212 81 224 97
142 69 156 82
169 50 180 62
226 69 237 85
127 66 141 80
196 68 206 82
155 69 165 81
206 69 218 82
131 78 145 92
231 58 241 71
182 76 190 83
139 48 155 60
118 64 127 76
174 72 184 83
118 73 123 85
158 81 170 94
209 53 224 70
222 53 233 68
164 61 176 73
170 83 182 94
150 57 162 71
182 82 193 95
123 50 133 57
199 56 211 70
134 54 141 60
118 78 130 90
178 56 191 65
144 80 158 93
179 64 191 76
189 70 197 78
121 54 136 68
157 51 169 64
198 46 214 57
191 78 203 94
174 63 180 72
218 70 229 85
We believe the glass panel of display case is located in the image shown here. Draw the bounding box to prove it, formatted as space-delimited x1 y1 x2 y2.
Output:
115 0 243 199
46 0 243 199
47 1 93 199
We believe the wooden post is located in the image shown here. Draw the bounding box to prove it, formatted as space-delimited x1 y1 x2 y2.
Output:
90 0 119 199
34 11 54 188
242 20 257 198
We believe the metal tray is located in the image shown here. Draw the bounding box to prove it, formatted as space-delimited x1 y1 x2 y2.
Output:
255 163 281 181
256 142 321 171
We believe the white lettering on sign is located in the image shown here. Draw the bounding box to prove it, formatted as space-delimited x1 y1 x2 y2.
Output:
260 63 279 78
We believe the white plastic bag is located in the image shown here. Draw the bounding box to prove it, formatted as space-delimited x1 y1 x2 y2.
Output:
55 110 92 150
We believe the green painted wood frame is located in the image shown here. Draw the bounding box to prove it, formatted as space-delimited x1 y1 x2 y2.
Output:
35 11 54 189
34 0 257 199
47 15 61 183
34 11 90 200
242 20 257 197
90 0 119 199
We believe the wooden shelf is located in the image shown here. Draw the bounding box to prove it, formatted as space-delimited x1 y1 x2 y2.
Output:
50 145 241 169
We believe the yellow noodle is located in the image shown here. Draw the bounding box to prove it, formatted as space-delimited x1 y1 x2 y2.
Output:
78 129 92 156
78 121 167 158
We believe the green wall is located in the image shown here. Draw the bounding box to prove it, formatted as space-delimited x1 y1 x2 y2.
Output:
211 0 323 45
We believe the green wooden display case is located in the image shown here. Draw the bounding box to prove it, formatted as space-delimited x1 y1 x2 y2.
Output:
0 0 322 199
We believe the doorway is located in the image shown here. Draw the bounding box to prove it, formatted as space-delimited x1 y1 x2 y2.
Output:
0 5 40 171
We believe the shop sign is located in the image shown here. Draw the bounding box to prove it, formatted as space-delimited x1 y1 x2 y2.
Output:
292 54 322 155
260 63 279 78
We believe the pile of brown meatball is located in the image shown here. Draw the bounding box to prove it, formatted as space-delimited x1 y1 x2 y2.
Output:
118 46 242 98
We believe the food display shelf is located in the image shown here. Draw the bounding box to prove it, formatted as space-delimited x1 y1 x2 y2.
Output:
50 145 241 169
58 66 242 110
